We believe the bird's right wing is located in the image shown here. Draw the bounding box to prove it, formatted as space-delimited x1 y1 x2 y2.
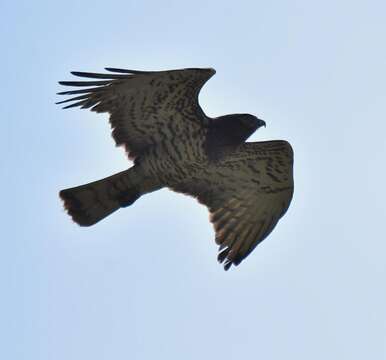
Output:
57 67 215 159
170 140 294 270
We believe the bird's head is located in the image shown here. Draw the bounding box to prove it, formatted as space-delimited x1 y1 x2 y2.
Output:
209 113 266 146
238 114 266 131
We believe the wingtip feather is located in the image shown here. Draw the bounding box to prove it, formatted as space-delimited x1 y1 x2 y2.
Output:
105 67 133 73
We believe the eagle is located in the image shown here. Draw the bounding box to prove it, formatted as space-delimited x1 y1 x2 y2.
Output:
57 67 294 270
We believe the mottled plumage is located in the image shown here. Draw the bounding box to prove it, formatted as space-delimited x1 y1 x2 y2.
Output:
57 67 294 270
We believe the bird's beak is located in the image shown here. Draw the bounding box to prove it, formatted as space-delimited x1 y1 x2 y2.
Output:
258 118 266 127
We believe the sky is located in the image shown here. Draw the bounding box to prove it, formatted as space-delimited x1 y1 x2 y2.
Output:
2 0 386 359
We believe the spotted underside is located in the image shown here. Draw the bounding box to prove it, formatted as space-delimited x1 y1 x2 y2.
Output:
58 67 294 270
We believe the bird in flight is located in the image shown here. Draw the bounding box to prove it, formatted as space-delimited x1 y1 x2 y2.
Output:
57 67 294 270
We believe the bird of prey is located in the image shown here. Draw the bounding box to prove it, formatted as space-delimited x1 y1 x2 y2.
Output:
57 67 294 270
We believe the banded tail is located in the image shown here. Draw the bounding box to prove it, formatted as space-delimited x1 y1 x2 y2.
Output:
59 168 141 226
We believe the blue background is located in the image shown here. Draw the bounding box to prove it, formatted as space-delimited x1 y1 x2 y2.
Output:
2 0 386 359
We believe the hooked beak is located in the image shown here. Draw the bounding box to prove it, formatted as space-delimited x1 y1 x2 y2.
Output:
257 118 266 127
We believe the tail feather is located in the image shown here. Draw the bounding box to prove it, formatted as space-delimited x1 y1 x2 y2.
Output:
59 169 140 226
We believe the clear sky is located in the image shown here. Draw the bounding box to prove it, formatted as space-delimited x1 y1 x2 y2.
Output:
2 0 386 359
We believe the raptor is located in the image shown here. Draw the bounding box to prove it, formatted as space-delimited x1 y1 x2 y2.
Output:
57 67 294 270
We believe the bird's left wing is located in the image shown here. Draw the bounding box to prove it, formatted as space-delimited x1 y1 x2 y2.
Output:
170 140 294 270
57 67 215 159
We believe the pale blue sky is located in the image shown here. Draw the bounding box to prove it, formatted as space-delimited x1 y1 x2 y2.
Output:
2 0 386 359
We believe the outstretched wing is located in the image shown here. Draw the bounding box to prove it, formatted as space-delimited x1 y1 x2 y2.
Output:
57 67 215 159
170 140 294 270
